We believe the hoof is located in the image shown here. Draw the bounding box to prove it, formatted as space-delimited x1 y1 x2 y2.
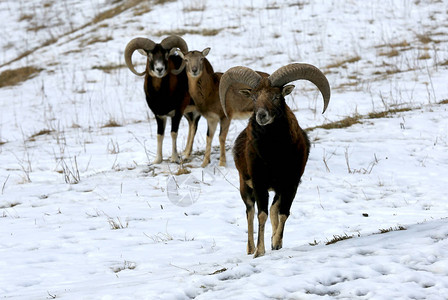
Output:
271 236 283 250
253 249 265 258
271 244 282 250
170 155 180 163
182 151 191 160
153 156 163 164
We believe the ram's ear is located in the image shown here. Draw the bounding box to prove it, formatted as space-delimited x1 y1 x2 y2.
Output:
202 47 211 56
282 85 295 97
239 89 252 98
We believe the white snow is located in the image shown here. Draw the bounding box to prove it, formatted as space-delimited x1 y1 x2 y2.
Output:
1 0 448 299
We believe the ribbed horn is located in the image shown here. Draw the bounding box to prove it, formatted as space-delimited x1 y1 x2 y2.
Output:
219 66 262 117
169 48 186 75
160 35 188 52
124 37 156 76
161 36 188 75
268 63 331 113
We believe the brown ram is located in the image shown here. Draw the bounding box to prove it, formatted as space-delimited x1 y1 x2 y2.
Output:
220 63 330 257
177 48 267 167
124 36 200 164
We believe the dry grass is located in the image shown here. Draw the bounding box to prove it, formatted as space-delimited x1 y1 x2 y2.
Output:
108 217 128 230
326 233 353 245
1 0 144 69
367 108 412 119
418 52 431 60
80 36 113 47
377 226 406 234
92 0 145 24
307 107 413 131
133 4 152 16
308 115 362 131
0 66 43 88
378 49 399 57
416 33 433 44
154 28 221 37
102 119 122 128
93 64 126 73
326 56 361 69
18 14 34 22
28 129 54 141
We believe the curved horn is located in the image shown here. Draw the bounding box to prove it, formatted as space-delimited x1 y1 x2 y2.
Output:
161 36 188 75
268 63 331 113
124 37 156 76
219 66 262 117
160 35 188 52
169 48 186 75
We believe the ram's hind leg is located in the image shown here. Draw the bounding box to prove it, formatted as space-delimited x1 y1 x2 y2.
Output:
240 179 255 255
218 118 231 167
202 118 218 167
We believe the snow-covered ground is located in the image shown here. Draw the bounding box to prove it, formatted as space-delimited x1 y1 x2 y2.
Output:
1 0 447 299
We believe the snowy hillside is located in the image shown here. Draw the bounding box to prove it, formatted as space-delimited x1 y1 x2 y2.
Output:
1 0 448 299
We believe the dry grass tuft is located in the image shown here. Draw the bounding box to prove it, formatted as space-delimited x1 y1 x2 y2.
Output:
378 49 399 57
93 0 145 24
154 28 221 37
416 34 433 44
377 226 406 234
0 66 43 88
19 14 34 22
326 56 361 69
309 115 362 131
367 108 412 119
28 129 54 141
418 52 431 60
308 107 414 132
326 233 353 245
93 64 126 73
81 36 113 47
102 119 122 128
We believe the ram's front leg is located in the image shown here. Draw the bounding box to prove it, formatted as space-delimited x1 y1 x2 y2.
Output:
170 113 183 163
253 188 269 258
154 116 167 164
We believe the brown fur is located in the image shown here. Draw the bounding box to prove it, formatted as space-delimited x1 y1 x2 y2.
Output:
233 78 310 258
183 49 267 167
